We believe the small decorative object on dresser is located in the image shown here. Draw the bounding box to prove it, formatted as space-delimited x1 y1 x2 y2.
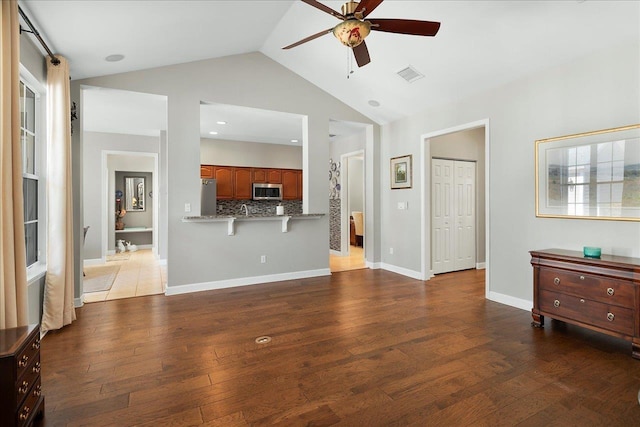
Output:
0 324 45 427
530 249 640 359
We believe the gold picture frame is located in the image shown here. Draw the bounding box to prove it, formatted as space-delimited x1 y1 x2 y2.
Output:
535 124 640 221
391 155 412 189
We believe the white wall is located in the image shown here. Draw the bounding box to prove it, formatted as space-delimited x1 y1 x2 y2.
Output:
200 138 302 169
381 40 640 305
82 131 159 259
348 157 364 214
72 52 378 290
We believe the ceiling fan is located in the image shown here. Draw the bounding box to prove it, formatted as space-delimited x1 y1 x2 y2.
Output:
282 0 441 67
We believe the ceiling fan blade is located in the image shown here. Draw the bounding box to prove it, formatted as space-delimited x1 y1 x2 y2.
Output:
354 0 384 18
282 28 333 49
352 41 371 67
301 0 345 20
369 18 441 37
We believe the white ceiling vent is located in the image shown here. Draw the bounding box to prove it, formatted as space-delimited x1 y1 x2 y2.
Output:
397 66 424 83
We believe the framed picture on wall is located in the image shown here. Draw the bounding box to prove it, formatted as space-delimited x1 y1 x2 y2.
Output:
390 155 412 189
535 123 640 221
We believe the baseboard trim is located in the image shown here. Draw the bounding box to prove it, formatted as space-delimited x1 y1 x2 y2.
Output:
329 249 342 256
488 291 531 311
157 258 167 266
107 249 116 255
74 296 84 308
367 261 382 270
476 262 486 270
379 262 424 280
84 258 105 267
165 268 332 296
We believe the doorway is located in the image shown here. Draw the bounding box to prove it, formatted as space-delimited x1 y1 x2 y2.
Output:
421 120 489 295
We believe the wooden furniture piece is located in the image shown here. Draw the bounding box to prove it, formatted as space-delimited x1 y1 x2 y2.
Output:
0 324 45 426
530 249 640 359
350 216 356 246
352 211 363 247
201 165 302 200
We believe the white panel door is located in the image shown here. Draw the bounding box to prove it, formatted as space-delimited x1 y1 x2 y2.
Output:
431 159 454 274
454 161 476 270
431 159 476 274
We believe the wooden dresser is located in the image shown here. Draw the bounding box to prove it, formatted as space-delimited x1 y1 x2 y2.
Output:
0 324 45 426
530 249 640 359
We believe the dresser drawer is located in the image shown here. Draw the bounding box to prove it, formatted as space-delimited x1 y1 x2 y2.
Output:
540 289 635 336
539 268 635 309
15 332 40 380
16 353 40 408
16 377 42 427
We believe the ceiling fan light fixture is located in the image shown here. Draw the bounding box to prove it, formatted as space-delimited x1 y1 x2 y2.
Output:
333 19 371 47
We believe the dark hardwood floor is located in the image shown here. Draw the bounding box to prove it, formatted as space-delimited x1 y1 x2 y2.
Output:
39 269 640 426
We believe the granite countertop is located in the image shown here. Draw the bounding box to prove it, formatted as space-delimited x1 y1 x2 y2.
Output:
182 213 324 220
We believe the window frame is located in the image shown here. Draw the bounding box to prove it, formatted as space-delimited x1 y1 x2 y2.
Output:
19 66 47 282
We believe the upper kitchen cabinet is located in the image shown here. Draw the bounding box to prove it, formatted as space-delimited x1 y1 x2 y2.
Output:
234 167 252 200
201 165 214 179
213 166 234 199
253 168 282 184
282 169 302 200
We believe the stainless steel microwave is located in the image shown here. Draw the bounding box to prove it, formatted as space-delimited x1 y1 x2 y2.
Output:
253 183 282 200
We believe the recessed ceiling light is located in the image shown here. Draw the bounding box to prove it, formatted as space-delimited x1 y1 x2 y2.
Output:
209 131 218 135
216 121 227 125
105 54 125 62
291 139 299 143
368 100 380 107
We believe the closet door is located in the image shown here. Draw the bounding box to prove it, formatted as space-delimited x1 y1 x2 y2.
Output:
432 159 454 274
454 161 476 271
431 159 476 274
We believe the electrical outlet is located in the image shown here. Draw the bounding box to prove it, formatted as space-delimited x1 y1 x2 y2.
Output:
184 203 191 213
389 247 394 254
260 255 267 263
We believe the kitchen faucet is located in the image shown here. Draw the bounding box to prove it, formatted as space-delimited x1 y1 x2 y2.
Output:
240 204 249 217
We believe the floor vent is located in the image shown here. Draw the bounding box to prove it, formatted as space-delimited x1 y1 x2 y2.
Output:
397 65 424 83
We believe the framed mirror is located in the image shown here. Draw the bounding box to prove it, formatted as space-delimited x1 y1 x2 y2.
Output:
535 124 640 221
125 176 145 211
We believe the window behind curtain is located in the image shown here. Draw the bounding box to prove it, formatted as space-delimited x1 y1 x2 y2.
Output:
20 80 39 267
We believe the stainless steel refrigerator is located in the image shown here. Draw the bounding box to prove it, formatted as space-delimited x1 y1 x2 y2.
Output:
201 179 217 216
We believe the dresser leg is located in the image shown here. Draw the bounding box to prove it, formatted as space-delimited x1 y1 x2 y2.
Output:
531 311 544 328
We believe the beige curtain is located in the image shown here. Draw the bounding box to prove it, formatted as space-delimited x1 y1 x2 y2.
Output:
0 0 28 329
41 55 76 333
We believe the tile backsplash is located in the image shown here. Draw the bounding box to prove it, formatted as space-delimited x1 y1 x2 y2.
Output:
216 199 303 216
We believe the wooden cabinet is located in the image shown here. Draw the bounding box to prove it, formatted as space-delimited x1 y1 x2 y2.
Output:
200 165 214 179
212 166 234 199
530 249 640 359
0 324 45 427
282 169 301 200
253 168 282 184
203 165 302 200
234 167 252 200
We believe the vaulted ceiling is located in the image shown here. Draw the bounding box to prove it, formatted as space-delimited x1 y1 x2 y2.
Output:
20 1 640 126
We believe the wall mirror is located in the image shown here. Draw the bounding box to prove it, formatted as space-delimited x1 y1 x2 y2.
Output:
535 124 640 221
125 176 146 211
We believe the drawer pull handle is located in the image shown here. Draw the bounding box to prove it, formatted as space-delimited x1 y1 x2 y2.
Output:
607 287 615 296
607 312 615 322
32 361 41 373
34 385 42 397
19 406 31 421
554 300 560 308
18 354 29 368
553 277 560 285
580 275 585 280
18 380 29 394
32 339 40 350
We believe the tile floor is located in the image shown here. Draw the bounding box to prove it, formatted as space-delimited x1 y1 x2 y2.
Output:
83 249 166 303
